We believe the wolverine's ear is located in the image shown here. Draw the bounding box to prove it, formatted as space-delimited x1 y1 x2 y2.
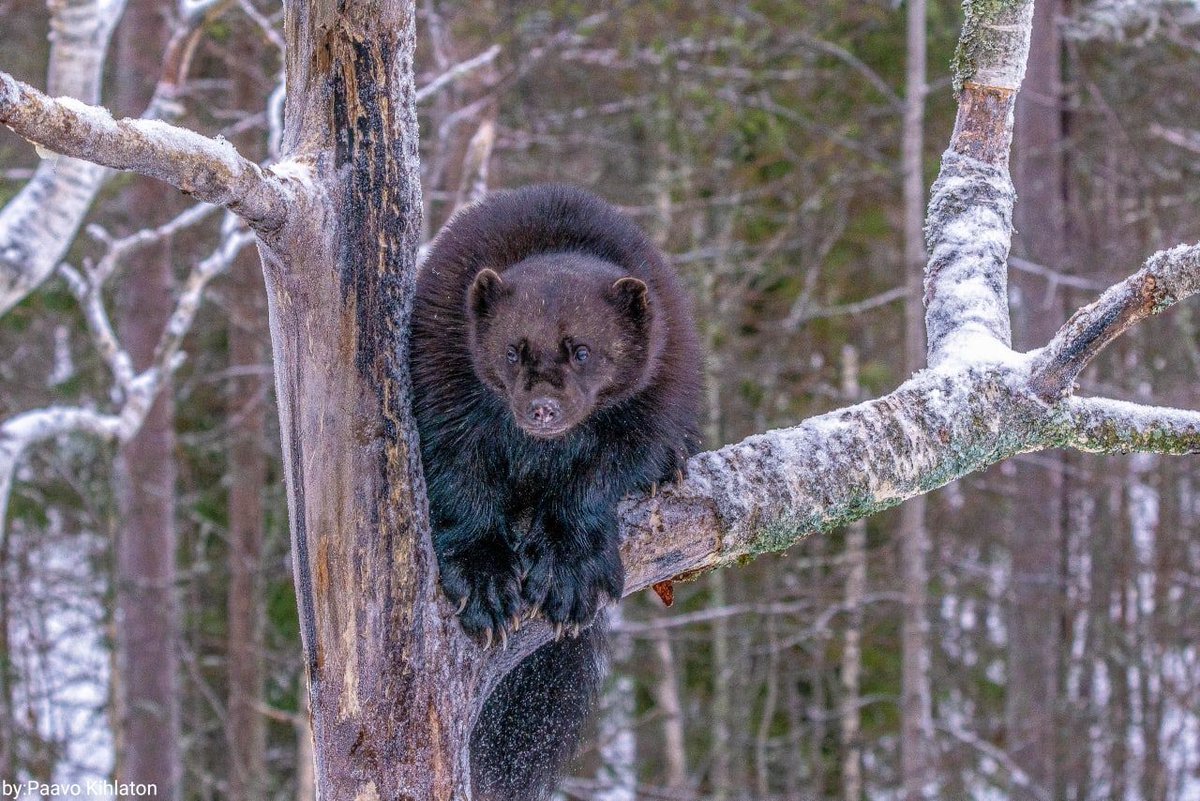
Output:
608 277 651 324
468 268 507 319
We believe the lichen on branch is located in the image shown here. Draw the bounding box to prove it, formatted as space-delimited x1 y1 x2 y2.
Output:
951 0 1035 92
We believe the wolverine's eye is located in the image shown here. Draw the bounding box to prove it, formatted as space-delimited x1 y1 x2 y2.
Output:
573 345 590 363
506 345 519 364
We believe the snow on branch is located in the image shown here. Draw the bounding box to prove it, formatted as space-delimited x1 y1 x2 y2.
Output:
1065 398 1200 455
0 0 226 316
922 0 1035 368
923 151 1015 366
1031 243 1200 400
616 360 1046 596
0 214 252 537
0 72 292 232
952 0 1034 92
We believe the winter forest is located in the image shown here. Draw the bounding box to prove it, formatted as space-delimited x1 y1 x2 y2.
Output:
1 0 1200 799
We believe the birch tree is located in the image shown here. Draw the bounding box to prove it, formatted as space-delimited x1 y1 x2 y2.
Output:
1 0 1199 798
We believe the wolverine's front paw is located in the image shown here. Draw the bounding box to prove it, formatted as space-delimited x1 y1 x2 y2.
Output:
519 540 623 635
660 442 693 486
439 547 523 647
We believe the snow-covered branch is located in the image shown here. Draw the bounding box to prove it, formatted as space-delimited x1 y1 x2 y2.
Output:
0 0 222 315
922 0 1036 368
0 73 292 233
1065 397 1200 455
1031 243 1200 400
0 214 251 537
923 151 1015 365
0 0 125 316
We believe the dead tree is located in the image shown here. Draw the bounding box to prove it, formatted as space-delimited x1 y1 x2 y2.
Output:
1 0 1198 798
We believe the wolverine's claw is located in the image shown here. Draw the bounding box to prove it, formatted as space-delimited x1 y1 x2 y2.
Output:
675 468 685 484
553 622 564 640
483 628 493 649
499 627 508 650
525 604 541 621
455 597 468 615
510 614 522 632
650 482 658 498
570 624 581 639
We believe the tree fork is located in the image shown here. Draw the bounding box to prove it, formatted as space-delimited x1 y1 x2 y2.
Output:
262 1 487 797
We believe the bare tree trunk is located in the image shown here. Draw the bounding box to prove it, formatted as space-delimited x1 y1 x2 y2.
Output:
111 0 180 794
1008 2 1066 797
900 1 933 799
264 3 483 795
652 628 689 794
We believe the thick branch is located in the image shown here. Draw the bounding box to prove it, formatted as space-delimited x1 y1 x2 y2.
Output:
923 151 1016 364
0 73 291 232
952 0 1035 92
617 359 1046 595
1031 243 1200 399
923 1 1035 367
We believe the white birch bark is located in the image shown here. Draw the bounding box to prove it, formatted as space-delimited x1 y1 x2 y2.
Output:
900 1 935 798
0 0 125 315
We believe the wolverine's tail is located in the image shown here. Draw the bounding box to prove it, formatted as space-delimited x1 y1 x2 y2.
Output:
470 618 608 801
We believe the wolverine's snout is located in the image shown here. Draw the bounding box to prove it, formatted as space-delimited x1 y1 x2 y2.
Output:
528 397 562 425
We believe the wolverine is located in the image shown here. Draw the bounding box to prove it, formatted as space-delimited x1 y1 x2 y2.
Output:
410 184 702 800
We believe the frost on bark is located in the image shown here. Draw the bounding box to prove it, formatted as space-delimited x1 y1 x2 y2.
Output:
2 0 1200 797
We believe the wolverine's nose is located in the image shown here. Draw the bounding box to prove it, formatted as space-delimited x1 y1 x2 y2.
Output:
527 398 561 426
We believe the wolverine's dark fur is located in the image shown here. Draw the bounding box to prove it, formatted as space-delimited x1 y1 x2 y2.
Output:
410 184 702 800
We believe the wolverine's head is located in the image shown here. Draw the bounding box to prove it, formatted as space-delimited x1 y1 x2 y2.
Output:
465 253 656 439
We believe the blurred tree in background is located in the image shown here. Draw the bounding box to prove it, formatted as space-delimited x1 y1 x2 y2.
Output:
2 0 1199 799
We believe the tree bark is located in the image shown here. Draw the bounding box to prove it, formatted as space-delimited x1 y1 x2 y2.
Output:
264 2 483 796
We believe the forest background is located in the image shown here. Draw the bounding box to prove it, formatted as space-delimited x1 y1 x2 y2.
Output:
1 1 1199 800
